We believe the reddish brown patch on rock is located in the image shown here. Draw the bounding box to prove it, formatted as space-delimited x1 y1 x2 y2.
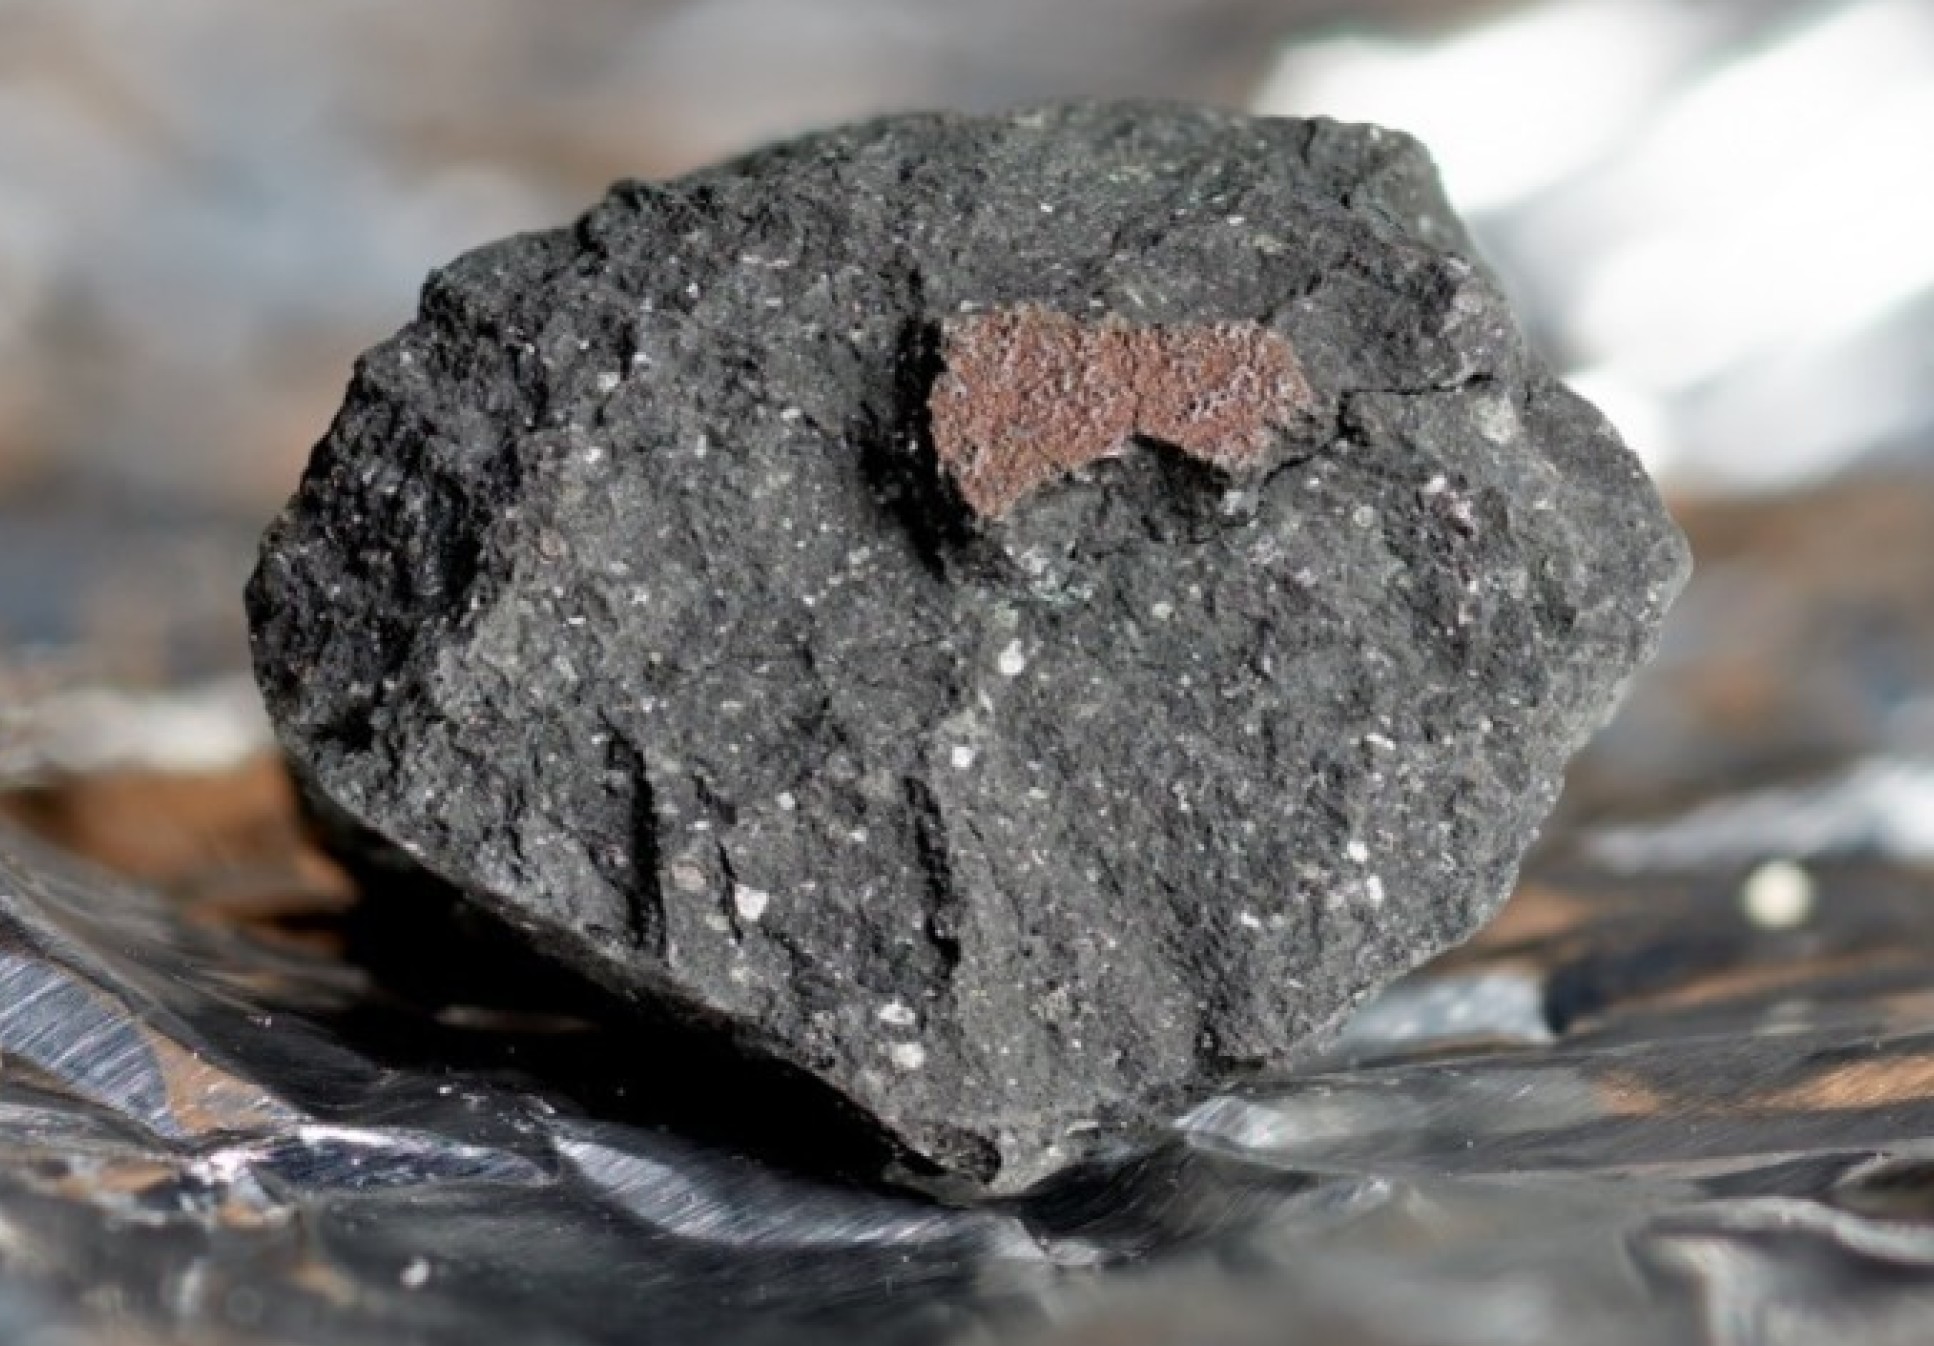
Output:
928 304 1313 519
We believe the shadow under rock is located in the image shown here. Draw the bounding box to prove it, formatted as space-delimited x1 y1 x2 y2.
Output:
323 855 943 1195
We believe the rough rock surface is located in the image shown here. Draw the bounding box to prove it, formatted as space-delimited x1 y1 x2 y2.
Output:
248 103 1690 1192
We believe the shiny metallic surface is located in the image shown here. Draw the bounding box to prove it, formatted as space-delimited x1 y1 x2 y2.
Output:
7 810 1934 1343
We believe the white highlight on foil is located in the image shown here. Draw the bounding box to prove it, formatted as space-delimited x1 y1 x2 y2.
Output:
1257 0 1934 496
1591 757 1934 871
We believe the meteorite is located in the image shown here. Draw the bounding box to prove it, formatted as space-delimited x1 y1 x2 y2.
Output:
248 103 1689 1192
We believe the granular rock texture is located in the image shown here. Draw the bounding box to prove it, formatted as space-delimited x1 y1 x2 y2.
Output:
248 103 1690 1193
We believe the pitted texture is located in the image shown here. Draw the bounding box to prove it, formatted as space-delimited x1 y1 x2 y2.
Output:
249 103 1690 1194
931 306 1313 518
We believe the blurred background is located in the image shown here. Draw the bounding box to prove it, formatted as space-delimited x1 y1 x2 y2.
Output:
0 0 1931 875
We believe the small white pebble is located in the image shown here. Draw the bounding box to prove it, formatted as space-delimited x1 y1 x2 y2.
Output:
732 884 771 924
889 1042 927 1071
1352 504 1378 529
776 791 797 812
950 744 978 771
1150 601 1175 621
594 371 621 394
400 1259 431 1289
997 640 1027 677
878 1002 917 1027
1238 910 1263 930
1365 875 1386 905
1346 839 1369 864
1741 859 1815 930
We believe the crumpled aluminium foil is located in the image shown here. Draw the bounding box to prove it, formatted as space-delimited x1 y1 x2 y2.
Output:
7 814 1934 1345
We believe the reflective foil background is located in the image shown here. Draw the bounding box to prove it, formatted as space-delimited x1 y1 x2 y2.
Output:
3 1 1933 1342
15 756 1934 1344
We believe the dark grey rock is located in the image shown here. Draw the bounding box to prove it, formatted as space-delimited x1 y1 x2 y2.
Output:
248 103 1690 1192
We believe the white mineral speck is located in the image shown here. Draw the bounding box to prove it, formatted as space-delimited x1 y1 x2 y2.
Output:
732 884 771 924
1346 839 1369 863
878 1001 917 1027
951 744 978 770
1741 859 1815 930
1365 875 1386 905
594 372 621 394
997 640 1027 677
1238 910 1263 930
400 1258 431 1289
776 791 797 811
1352 504 1378 529
889 1042 927 1071
1474 396 1520 444
1150 601 1175 621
